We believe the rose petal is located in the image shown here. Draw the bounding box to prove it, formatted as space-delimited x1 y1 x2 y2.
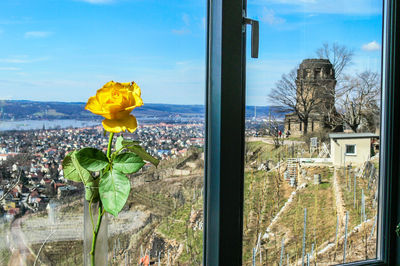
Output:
126 91 143 109
131 82 141 97
85 96 108 116
103 104 127 119
96 86 113 104
133 93 143 107
102 115 138 133
103 81 116 87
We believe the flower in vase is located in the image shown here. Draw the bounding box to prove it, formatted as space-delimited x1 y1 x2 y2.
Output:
85 81 143 133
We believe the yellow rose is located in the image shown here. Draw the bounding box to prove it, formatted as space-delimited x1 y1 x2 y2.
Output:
85 81 143 133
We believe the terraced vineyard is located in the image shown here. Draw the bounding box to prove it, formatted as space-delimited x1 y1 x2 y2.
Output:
243 139 379 265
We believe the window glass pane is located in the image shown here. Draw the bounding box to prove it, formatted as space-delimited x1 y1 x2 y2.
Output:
243 1 382 264
0 1 205 265
346 145 356 155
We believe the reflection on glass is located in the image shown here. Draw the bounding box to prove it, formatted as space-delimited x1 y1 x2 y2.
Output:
244 1 382 264
0 0 205 265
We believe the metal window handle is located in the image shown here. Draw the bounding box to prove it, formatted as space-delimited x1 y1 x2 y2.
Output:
243 17 259 58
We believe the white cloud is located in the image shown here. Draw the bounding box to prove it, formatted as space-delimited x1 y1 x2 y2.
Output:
0 18 32 25
0 95 12 100
120 60 205 105
260 8 285 25
0 58 30 63
362 41 380 51
0 59 206 104
268 0 316 3
172 14 192 35
171 29 190 35
246 58 299 105
0 67 20 71
24 31 52 38
202 17 206 30
250 0 381 15
0 57 49 64
182 14 190 26
78 0 114 3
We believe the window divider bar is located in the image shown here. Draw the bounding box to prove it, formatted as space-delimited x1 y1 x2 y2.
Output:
204 0 246 265
382 0 400 264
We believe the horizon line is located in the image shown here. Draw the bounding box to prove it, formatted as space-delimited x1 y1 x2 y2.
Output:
3 99 281 108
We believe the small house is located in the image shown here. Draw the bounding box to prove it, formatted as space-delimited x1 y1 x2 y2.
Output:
329 133 379 166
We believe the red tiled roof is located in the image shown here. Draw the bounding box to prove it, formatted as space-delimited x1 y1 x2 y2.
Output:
8 208 20 215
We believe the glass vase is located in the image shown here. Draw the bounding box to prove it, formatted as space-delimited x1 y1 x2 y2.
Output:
83 200 108 266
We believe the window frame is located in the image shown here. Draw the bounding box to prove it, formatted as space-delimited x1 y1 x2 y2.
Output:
204 0 246 264
204 0 400 265
345 144 357 156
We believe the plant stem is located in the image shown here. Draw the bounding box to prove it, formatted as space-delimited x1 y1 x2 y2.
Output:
107 132 114 160
90 201 104 266
90 132 114 266
89 197 95 233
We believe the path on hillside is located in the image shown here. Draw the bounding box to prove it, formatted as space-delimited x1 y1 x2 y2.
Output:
291 168 347 265
301 167 346 264
262 183 307 240
333 168 346 235
9 217 35 265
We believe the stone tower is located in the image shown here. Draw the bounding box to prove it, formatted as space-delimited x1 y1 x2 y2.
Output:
284 59 337 136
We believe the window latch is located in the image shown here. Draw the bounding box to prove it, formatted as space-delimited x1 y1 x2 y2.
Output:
243 17 259 58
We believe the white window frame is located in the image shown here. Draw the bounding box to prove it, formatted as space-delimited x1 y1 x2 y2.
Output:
345 144 357 156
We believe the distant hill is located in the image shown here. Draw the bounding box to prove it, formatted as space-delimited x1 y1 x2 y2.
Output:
0 100 283 121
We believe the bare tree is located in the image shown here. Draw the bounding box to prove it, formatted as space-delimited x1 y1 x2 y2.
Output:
269 68 332 134
264 111 284 149
316 42 354 80
335 71 380 132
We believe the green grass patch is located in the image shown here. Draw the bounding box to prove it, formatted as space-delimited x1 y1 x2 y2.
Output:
157 197 203 265
0 248 11 265
338 167 377 230
242 169 293 264
260 167 336 265
245 140 309 168
0 222 11 265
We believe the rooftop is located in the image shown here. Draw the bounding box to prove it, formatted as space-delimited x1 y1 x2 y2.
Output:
300 58 332 67
329 132 379 139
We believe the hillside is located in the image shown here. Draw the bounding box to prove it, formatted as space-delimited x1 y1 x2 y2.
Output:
242 140 378 265
1 139 379 265
0 100 282 122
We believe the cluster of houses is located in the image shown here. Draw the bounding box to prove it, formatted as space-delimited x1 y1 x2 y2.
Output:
0 122 204 221
134 123 204 158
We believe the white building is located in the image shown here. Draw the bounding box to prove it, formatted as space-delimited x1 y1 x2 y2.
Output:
329 133 379 166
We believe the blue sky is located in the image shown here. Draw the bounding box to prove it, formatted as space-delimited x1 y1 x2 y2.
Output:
0 0 382 106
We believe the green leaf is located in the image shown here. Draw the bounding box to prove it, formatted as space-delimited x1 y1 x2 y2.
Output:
99 169 130 216
115 136 124 151
62 151 93 184
126 145 159 167
113 153 145 174
62 152 80 182
112 137 141 162
85 178 100 202
75 147 109 171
